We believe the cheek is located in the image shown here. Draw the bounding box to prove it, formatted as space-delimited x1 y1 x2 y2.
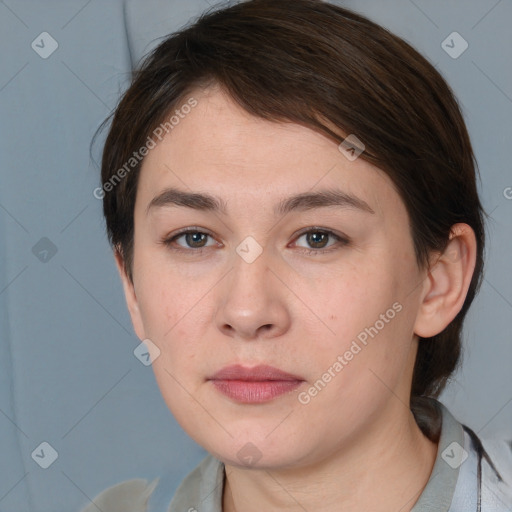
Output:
306 261 415 392
314 264 397 342
134 249 194 337
135 267 214 375
136 275 208 424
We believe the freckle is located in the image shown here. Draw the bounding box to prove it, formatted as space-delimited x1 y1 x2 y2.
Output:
330 314 337 321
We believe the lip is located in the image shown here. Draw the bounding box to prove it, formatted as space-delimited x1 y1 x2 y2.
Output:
208 364 304 404
209 364 303 382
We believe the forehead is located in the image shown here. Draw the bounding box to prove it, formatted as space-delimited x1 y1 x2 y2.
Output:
136 87 402 221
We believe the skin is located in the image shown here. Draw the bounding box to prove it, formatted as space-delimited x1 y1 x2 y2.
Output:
115 85 477 511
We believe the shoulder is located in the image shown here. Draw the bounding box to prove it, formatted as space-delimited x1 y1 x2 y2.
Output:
479 435 512 488
480 437 512 476
426 400 512 511
80 454 225 512
463 426 512 510
78 478 160 512
77 455 223 512
167 453 225 512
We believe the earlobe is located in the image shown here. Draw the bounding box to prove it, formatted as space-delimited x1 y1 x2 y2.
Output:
414 223 477 338
113 248 146 341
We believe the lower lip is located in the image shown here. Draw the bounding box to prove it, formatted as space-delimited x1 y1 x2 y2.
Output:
210 379 302 403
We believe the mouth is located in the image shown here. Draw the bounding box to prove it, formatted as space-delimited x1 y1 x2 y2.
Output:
207 364 305 404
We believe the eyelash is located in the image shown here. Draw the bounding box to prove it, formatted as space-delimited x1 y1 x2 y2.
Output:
159 226 350 256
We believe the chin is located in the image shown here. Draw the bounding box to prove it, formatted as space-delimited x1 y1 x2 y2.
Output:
204 434 310 470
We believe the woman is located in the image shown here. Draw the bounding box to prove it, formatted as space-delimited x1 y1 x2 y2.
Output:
83 0 512 510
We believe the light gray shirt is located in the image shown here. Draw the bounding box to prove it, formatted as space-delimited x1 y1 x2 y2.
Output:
80 399 512 511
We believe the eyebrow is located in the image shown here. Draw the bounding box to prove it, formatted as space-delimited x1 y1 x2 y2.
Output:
145 186 375 217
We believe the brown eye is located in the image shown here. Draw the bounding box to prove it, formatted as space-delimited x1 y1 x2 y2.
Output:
181 232 209 248
305 231 330 249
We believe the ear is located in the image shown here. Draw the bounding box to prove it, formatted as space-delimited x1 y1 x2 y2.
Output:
414 223 477 338
114 248 146 341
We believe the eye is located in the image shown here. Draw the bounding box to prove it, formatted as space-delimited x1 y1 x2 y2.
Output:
292 228 349 255
160 226 349 255
160 228 218 253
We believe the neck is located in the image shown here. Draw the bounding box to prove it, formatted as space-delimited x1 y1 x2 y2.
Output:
222 403 438 512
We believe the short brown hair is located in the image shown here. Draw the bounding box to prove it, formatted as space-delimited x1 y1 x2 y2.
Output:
96 0 486 410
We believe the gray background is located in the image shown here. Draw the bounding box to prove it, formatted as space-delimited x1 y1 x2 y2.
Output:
0 0 510 510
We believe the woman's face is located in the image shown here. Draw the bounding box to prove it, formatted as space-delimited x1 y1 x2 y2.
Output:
119 86 430 468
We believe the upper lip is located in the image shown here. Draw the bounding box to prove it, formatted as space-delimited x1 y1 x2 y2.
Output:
209 364 303 382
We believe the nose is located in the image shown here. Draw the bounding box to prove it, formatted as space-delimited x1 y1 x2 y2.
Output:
215 248 291 341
